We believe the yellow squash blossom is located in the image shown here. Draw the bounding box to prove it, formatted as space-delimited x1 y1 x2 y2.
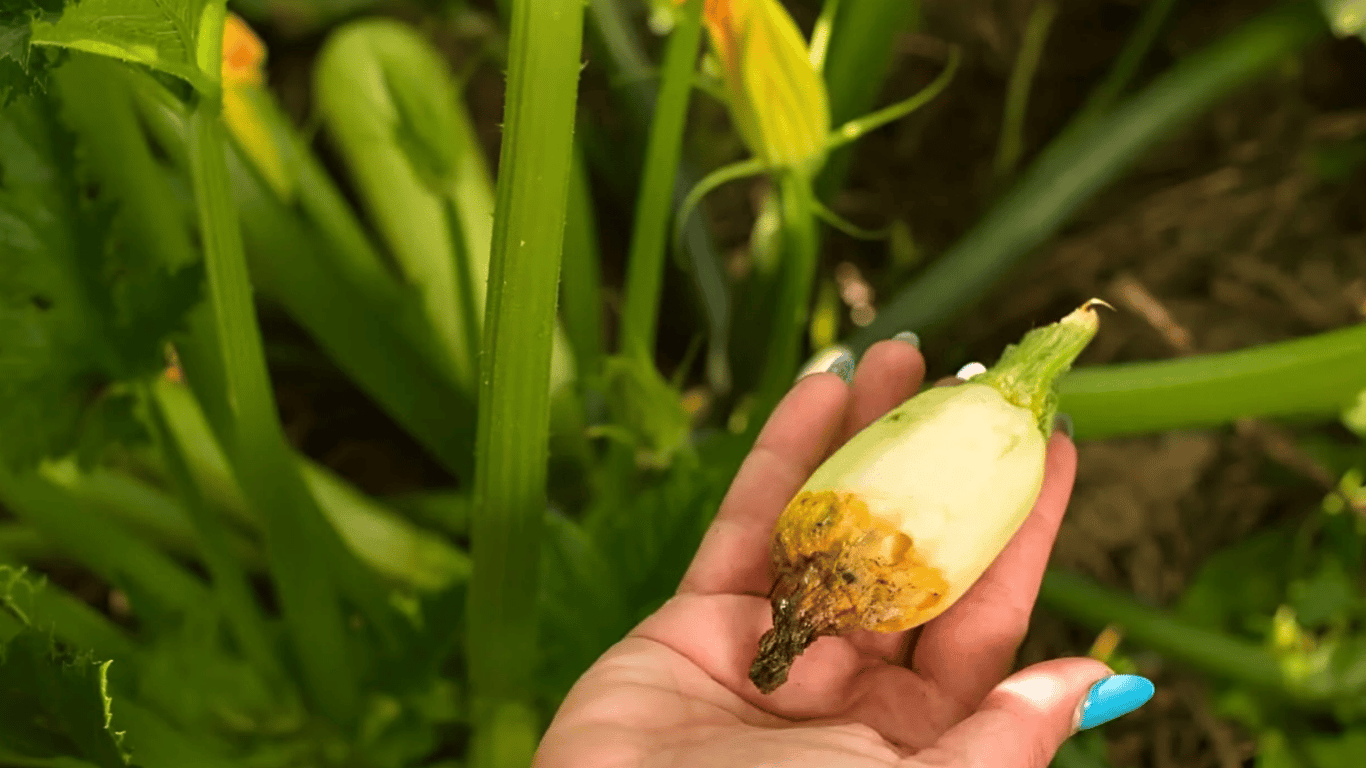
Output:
698 0 829 175
222 14 293 198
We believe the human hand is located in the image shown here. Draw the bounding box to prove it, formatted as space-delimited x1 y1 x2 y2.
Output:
535 337 1153 767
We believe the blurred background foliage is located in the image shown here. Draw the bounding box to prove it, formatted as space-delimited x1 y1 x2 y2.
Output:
1 0 1366 767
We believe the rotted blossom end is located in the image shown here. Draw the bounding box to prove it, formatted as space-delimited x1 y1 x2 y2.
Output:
750 490 948 693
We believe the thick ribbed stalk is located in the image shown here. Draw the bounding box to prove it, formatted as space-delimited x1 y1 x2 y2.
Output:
465 0 584 765
187 15 357 717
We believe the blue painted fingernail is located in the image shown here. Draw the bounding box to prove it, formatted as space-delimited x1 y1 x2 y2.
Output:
1054 412 1074 439
892 331 920 349
796 346 855 384
1077 675 1154 730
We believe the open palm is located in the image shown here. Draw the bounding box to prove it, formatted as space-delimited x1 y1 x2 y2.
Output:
536 339 1112 767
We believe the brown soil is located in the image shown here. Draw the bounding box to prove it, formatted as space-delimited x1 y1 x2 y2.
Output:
830 3 1366 767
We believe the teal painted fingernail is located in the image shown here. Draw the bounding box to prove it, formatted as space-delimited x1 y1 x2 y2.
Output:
892 330 920 349
797 346 855 384
1054 412 1074 439
1077 675 1154 730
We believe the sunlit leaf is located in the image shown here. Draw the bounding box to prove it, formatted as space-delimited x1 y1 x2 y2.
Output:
29 0 217 90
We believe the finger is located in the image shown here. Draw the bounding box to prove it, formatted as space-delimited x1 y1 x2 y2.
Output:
839 338 926 444
913 430 1079 710
678 372 850 595
912 659 1125 768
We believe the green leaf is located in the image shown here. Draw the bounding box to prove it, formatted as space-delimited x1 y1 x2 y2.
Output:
0 573 131 768
1288 557 1361 629
1176 528 1292 638
537 511 630 707
1307 729 1366 768
0 87 201 469
28 0 217 91
0 0 67 103
586 460 728 623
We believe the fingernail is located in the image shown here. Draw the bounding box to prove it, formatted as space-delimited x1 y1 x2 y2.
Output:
892 330 920 349
1054 412 1074 439
1074 675 1154 731
796 346 855 384
955 361 987 380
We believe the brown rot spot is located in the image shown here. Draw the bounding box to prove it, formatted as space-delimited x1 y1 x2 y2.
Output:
884 412 903 423
751 490 950 694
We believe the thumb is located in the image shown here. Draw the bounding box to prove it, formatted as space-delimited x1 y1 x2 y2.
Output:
916 659 1153 768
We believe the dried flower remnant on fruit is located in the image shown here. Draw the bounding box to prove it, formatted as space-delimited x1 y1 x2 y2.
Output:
752 490 947 693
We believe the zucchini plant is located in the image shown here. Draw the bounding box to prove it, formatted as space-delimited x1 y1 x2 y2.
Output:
0 1 1363 767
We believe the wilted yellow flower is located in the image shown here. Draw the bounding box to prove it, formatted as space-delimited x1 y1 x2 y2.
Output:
221 14 292 198
222 14 265 87
699 0 830 175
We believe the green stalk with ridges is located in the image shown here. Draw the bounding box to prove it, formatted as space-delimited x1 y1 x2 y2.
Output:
1068 0 1183 129
1058 323 1366 438
466 0 585 765
1041 570 1317 703
187 15 357 721
752 172 821 426
142 381 281 681
0 470 209 618
994 1 1058 180
816 0 919 199
561 149 606 382
128 65 479 481
618 0 703 361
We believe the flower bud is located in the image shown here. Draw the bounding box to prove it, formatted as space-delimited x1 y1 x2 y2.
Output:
221 14 292 198
698 0 830 175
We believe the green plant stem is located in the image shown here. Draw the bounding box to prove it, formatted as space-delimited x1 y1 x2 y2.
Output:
752 172 821 425
994 1 1058 180
0 525 50 561
850 1 1327 351
816 0 919 199
126 69 479 482
143 381 281 681
1058 323 1366 438
1069 0 1183 129
0 470 209 618
618 0 703 362
561 148 606 382
187 89 358 721
313 21 481 392
225 143 478 481
586 0 733 391
466 0 584 765
1041 570 1317 703
38 463 265 564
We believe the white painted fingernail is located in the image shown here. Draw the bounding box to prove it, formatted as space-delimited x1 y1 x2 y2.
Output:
956 361 987 380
